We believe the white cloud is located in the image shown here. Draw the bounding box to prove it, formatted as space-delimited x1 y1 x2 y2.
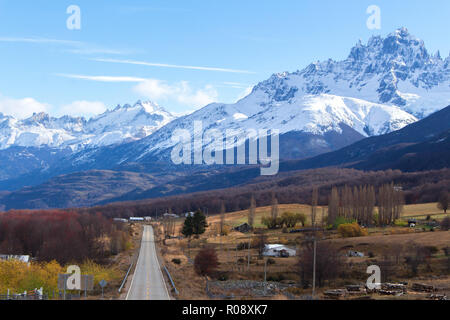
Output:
92 58 256 74
134 80 218 109
57 101 107 118
56 73 147 82
0 95 50 119
0 37 129 55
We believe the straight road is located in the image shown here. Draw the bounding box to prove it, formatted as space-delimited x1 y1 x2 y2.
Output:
126 225 170 300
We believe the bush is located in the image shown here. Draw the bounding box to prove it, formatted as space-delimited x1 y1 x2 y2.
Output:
441 217 450 231
172 258 181 265
267 258 276 265
194 247 219 277
261 216 284 229
333 217 356 229
394 220 409 227
337 223 368 238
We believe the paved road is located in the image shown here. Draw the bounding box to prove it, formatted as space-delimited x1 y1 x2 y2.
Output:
126 225 170 300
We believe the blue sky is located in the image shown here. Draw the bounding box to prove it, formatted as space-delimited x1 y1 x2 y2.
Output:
0 0 449 118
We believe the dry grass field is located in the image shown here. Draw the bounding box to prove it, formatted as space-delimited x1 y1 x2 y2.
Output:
156 202 449 300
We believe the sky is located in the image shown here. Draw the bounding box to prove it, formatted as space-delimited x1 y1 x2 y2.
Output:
0 0 449 119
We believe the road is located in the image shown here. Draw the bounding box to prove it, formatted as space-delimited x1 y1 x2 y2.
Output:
126 225 170 300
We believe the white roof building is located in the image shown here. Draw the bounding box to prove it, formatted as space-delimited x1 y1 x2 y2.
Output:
263 244 297 257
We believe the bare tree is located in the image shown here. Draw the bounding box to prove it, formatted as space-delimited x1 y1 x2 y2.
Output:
438 191 449 214
271 192 279 220
248 195 256 227
311 187 318 228
219 201 226 235
327 186 339 225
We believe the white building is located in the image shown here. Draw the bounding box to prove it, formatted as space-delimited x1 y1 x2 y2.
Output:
129 217 145 222
0 254 31 263
263 244 297 257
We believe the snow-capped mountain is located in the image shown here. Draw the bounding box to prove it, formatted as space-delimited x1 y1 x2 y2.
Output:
257 27 450 118
0 101 175 150
0 28 449 194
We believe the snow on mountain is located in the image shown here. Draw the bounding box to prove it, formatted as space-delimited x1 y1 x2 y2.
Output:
0 28 447 164
0 101 175 150
253 27 450 118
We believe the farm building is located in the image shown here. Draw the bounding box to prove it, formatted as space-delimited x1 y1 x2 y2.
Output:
263 244 296 257
129 217 145 222
233 223 253 233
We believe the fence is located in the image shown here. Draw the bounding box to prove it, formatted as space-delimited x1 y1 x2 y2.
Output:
163 266 179 296
0 293 48 300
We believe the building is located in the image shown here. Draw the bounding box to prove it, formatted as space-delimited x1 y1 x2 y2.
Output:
0 254 31 263
233 223 253 233
144 216 153 221
184 212 195 217
263 244 296 257
129 217 145 222
163 213 179 219
113 218 128 223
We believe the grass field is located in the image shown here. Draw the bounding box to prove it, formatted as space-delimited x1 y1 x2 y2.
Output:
205 202 444 228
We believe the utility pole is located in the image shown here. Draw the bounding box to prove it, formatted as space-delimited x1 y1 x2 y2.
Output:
312 238 317 299
247 237 251 271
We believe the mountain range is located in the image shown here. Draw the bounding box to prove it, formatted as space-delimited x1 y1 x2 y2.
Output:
0 28 449 209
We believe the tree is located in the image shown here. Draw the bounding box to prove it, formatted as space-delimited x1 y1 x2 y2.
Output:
182 215 194 238
297 242 343 288
296 213 307 227
248 195 256 227
252 233 268 258
219 201 226 236
311 187 318 228
194 247 219 277
438 191 449 214
271 192 279 220
328 186 339 225
192 210 208 237
281 212 298 228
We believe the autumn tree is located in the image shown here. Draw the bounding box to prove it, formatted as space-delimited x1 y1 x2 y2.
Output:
297 242 343 288
438 191 449 214
194 247 219 277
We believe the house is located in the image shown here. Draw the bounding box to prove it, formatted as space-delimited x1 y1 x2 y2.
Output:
113 218 128 223
263 244 296 257
233 223 253 233
129 217 145 222
144 216 153 221
0 254 31 263
347 250 364 257
184 212 195 217
163 213 179 219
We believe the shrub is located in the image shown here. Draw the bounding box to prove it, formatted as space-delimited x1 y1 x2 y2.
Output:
194 247 219 277
267 258 276 265
441 217 450 231
333 217 356 229
394 220 409 227
337 223 368 238
172 258 181 265
261 216 283 229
